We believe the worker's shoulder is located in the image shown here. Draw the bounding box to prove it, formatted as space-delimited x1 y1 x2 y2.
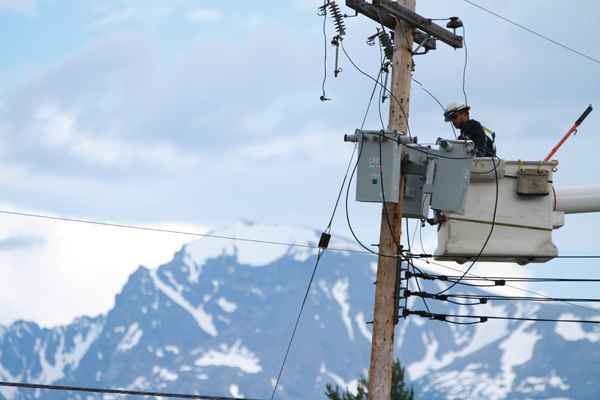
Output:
463 119 483 129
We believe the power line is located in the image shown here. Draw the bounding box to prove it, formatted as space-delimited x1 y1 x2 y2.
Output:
463 0 600 65
0 209 372 256
270 248 326 400
405 310 600 324
2 209 599 261
410 258 600 315
0 381 264 400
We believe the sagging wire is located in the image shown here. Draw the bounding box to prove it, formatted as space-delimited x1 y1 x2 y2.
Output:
409 273 600 285
411 78 445 111
343 65 401 258
404 309 600 325
405 258 600 316
462 0 600 65
376 34 391 124
406 259 431 314
270 248 327 400
460 21 468 106
378 131 400 250
318 1 330 101
361 58 386 130
323 44 389 234
344 141 398 259
324 64 386 235
0 381 260 400
318 1 347 100
340 40 413 139
342 25 410 258
405 290 600 305
435 154 501 296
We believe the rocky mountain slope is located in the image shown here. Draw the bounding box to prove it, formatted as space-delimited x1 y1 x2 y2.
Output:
0 221 598 400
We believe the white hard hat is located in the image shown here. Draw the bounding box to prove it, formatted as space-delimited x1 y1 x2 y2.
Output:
444 101 470 122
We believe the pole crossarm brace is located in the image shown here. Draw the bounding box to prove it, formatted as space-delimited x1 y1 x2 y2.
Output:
372 0 463 48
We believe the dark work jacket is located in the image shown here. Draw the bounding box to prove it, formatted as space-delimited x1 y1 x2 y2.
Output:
459 119 488 156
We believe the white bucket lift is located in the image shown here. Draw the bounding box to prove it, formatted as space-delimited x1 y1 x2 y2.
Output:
434 159 562 265
344 132 600 265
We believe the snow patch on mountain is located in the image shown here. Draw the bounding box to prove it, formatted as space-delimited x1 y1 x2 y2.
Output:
319 362 359 395
217 297 237 313
230 383 244 398
182 253 202 283
516 370 570 395
149 269 217 337
355 312 371 342
496 321 542 397
555 313 600 342
407 303 511 380
152 365 178 381
0 362 22 400
116 323 143 353
332 278 353 341
194 339 262 373
35 320 104 384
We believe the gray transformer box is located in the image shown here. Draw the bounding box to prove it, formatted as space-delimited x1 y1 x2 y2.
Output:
355 131 402 203
402 145 436 219
428 139 474 214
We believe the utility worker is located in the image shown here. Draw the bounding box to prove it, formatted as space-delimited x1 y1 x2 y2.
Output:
444 101 493 157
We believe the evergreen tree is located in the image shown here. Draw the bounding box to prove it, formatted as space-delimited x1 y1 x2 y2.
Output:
324 359 414 400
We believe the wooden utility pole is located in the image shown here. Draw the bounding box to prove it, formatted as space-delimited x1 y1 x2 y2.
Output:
343 0 462 398
367 1 415 399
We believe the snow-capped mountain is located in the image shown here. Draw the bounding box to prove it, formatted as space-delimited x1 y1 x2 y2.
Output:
0 221 599 400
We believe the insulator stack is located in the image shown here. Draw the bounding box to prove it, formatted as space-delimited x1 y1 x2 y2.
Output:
327 1 346 36
379 31 393 61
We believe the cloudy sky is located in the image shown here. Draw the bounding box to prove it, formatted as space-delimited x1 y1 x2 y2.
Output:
0 0 599 328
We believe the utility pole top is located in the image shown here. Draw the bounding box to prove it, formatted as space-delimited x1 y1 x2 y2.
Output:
346 0 463 49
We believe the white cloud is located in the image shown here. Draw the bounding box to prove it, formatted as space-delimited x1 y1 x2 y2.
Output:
27 104 198 170
186 8 221 23
0 205 208 328
85 7 139 30
0 0 36 16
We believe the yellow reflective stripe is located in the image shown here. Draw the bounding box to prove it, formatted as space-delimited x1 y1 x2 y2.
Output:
482 126 495 138
446 216 552 232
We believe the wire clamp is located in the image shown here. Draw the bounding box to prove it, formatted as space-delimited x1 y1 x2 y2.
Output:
318 232 331 249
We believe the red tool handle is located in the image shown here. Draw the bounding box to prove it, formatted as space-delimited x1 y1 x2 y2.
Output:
544 104 593 161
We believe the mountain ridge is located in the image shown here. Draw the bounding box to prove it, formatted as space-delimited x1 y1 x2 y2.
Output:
0 221 598 400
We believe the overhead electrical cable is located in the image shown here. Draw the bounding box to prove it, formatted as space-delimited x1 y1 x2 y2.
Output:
320 0 329 101
0 209 379 257
0 381 263 400
4 210 595 262
270 248 326 400
405 310 600 325
411 273 600 284
409 258 600 315
409 252 600 260
272 67 391 396
460 21 468 105
435 155 501 295
340 41 412 138
463 0 600 65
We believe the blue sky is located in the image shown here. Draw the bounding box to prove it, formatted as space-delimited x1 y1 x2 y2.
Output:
0 0 599 327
